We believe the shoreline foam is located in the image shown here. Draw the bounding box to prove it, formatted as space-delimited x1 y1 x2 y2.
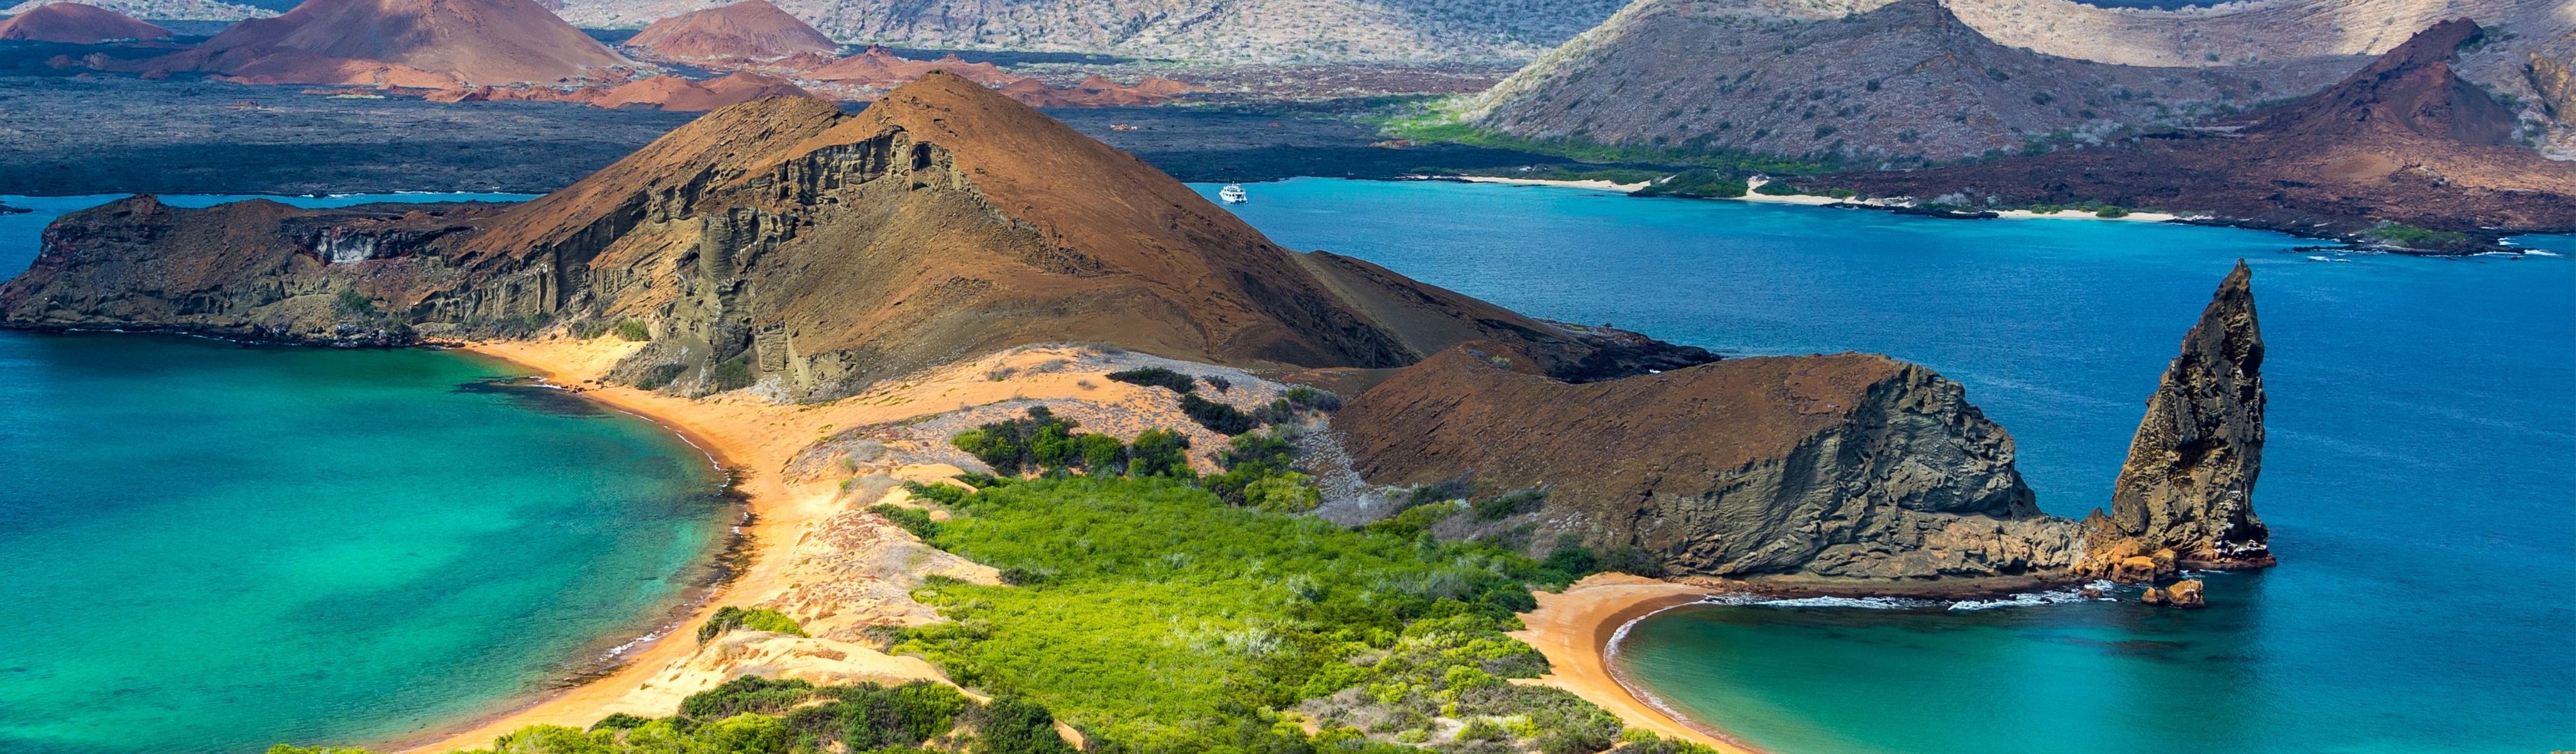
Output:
1507 573 1767 754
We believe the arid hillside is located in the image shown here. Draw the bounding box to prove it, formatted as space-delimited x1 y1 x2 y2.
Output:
153 0 633 85
1838 20 2576 238
1460 0 2364 163
625 0 839 62
0 1 169 41
549 0 1633 62
0 74 1713 401
0 0 267 21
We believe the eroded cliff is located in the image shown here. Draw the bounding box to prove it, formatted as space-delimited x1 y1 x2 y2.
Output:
2081 260 2273 574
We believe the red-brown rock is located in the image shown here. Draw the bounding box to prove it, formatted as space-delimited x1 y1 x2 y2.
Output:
626 0 837 62
0 2 169 43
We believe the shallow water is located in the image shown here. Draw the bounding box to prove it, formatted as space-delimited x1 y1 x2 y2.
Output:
1207 178 2575 753
0 194 734 754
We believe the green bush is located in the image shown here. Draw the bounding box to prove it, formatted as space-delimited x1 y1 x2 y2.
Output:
2364 222 2470 248
1126 429 1192 478
1177 394 1257 435
1282 386 1343 412
905 481 971 506
1753 180 1802 195
710 357 756 391
871 503 941 540
1474 489 1549 521
891 476 1614 751
612 319 651 342
2094 205 2130 218
1105 366 1197 393
696 606 806 643
1631 169 1748 199
681 676 816 719
333 287 375 317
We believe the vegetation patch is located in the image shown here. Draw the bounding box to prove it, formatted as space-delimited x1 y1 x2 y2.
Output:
1631 170 1748 199
892 471 1646 753
696 606 806 643
613 319 652 342
1378 105 1829 175
2363 222 2470 249
1105 366 1197 394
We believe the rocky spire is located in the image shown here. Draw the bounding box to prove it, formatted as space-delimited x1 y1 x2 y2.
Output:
2086 260 2273 573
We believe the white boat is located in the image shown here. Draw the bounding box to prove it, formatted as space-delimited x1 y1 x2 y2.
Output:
1218 183 1248 204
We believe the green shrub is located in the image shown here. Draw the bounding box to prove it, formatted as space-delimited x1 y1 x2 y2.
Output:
612 319 651 342
696 606 806 643
1282 385 1342 412
681 676 816 719
871 504 941 540
890 476 1605 751
1631 169 1747 199
905 481 971 506
710 357 755 391
2094 205 2130 218
1753 180 1802 195
1474 488 1549 520
1201 375 1231 393
333 287 375 317
1177 394 1257 435
1105 366 1197 393
589 713 651 731
1126 429 1192 478
2364 222 2470 248
794 681 972 750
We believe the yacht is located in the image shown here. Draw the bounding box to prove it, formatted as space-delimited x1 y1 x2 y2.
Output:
1218 183 1248 204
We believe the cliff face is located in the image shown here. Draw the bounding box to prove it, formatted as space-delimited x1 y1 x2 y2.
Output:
1336 346 2081 587
2084 261 2272 572
1 75 1712 400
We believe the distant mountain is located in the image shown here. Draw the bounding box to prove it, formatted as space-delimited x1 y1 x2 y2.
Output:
1839 20 2576 239
1461 0 2365 162
548 0 1633 62
1 0 267 21
625 0 837 62
0 1 170 40
150 0 631 85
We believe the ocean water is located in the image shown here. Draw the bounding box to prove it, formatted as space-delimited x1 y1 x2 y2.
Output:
0 195 734 754
1204 179 2575 753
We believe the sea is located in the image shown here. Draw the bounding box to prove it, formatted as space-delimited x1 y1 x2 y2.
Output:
1205 178 2575 754
0 194 737 754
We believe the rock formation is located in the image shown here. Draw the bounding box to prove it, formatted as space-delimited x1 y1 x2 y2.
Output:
2081 260 2273 574
0 2 169 42
625 0 839 62
1337 344 2083 592
0 73 1712 401
1840 21 2576 241
143 0 632 86
1462 0 2360 162
1333 262 2277 593
1 0 268 22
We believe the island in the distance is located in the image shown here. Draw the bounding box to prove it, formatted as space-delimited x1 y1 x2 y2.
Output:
0 73 2272 752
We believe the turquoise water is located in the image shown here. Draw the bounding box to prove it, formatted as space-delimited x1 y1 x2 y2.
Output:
0 195 734 754
1204 179 2575 753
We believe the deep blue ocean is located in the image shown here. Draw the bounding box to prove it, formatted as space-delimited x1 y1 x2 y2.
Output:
1203 178 2575 754
0 194 734 754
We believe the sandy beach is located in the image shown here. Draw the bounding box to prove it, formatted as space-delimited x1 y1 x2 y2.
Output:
1510 574 1763 753
1431 175 1655 192
389 340 1139 751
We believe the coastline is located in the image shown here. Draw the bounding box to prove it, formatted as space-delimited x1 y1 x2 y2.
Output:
386 341 805 752
1510 574 1765 754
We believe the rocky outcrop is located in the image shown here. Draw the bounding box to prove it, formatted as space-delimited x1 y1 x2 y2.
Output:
1336 346 2083 589
0 2 168 42
2082 260 2273 573
0 74 1712 402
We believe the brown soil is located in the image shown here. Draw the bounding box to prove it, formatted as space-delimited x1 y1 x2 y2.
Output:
624 0 837 63
0 2 169 43
1836 20 2576 240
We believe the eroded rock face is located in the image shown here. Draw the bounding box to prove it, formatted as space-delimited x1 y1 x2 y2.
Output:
1336 346 2083 586
2085 260 2273 572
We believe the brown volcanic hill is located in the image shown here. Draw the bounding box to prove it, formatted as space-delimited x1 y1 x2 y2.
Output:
590 71 813 110
1836 20 2576 239
626 0 837 62
1 73 1710 400
1337 344 2083 589
163 0 630 85
0 2 169 41
1462 0 2362 162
